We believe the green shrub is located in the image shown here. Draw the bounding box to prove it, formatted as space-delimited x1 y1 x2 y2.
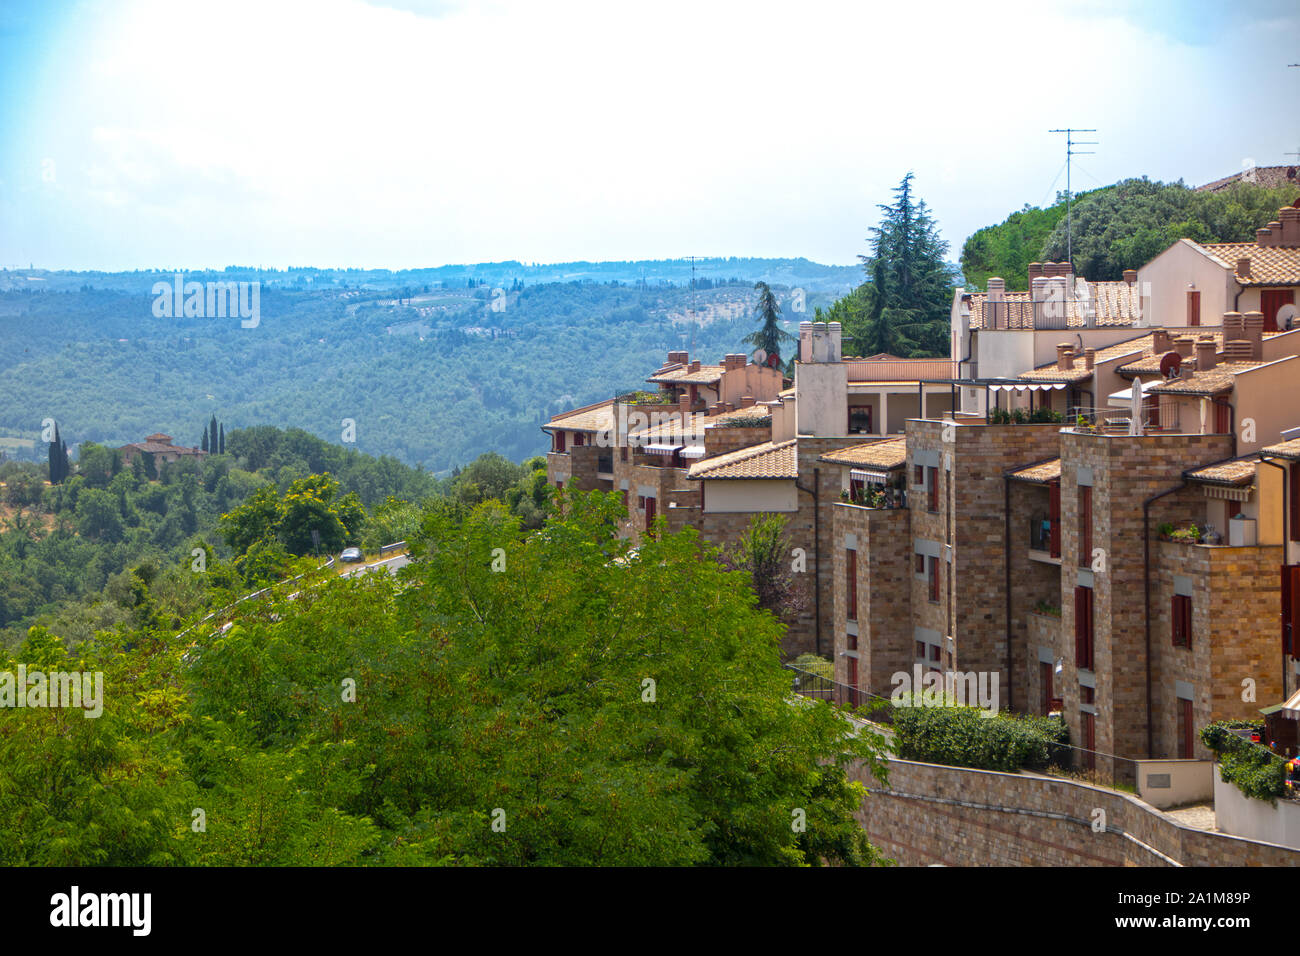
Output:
892 700 1069 772
1201 719 1286 803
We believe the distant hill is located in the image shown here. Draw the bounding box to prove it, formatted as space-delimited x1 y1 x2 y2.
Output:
0 256 862 296
0 274 839 472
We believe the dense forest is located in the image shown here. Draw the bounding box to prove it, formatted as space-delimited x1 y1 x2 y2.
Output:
961 177 1300 290
0 278 839 472
0 459 889 864
0 426 549 641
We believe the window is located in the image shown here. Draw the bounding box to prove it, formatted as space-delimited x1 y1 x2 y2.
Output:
847 631 857 651
915 640 926 659
1292 463 1300 542
848 406 872 435
1172 593 1192 648
620 447 628 462
1178 698 1195 758
556 480 564 491
555 431 566 453
927 466 939 512
621 489 629 508
1213 401 1231 436
574 432 585 447
1039 661 1054 715
637 495 646 510
1081 685 1095 705
1226 500 1242 521
1186 289 1201 327
914 464 924 486
1074 585 1094 670
915 552 925 574
1143 394 1161 430
927 556 940 603
1078 484 1092 568
845 549 858 622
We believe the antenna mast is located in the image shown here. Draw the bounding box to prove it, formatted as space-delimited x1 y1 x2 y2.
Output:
1048 128 1097 269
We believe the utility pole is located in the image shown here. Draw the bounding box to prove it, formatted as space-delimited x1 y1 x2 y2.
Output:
1048 129 1097 269
686 255 702 357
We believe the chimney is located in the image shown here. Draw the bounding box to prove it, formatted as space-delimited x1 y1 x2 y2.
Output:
1174 335 1195 359
827 321 842 362
1236 257 1251 281
1243 311 1264 361
1224 340 1253 362
740 395 755 408
1083 347 1096 370
986 277 1005 300
1279 207 1300 247
1152 328 1171 353
1257 228 1274 248
1027 262 1044 284
1056 343 1075 371
678 392 692 414
1031 276 1050 302
1122 269 1137 284
689 359 700 372
1195 337 1217 372
799 321 814 363
1223 312 1244 345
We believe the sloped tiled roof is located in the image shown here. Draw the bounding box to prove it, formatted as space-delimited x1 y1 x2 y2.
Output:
1008 457 1061 484
543 399 616 434
687 439 797 480
1198 241 1300 287
1262 437 1300 460
818 437 907 469
1185 456 1257 486
647 363 724 385
1148 361 1263 396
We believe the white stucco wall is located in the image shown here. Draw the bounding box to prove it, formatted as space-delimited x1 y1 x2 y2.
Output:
702 479 798 513
1138 240 1235 329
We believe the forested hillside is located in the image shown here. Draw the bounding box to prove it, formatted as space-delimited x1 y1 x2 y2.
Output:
0 278 837 472
961 177 1300 290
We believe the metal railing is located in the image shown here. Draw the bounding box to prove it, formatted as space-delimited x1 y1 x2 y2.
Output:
785 663 894 723
975 300 1072 331
1066 405 1181 434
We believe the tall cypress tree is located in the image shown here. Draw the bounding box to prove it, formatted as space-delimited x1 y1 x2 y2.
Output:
218 423 225 455
47 424 59 484
210 415 219 451
201 424 209 452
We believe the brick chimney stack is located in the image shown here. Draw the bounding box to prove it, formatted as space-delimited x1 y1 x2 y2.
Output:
1152 328 1171 353
1195 337 1217 372
1174 335 1195 359
1056 343 1075 371
1083 347 1096 370
1236 257 1251 280
1280 206 1300 246
1243 311 1264 361
1122 269 1137 284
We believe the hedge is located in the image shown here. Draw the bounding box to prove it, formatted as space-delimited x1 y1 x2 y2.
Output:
891 699 1069 772
1200 720 1287 804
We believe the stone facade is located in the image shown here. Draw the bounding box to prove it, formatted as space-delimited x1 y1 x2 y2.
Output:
852 757 1300 867
1057 431 1233 780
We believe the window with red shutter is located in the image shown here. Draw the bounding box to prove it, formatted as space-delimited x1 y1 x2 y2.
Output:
1186 289 1201 327
1074 585 1094 669
927 466 939 512
1179 698 1195 758
1172 593 1192 647
574 432 584 447
1214 401 1231 435
928 556 940 603
1292 464 1300 542
556 431 566 453
845 549 858 621
1078 485 1092 568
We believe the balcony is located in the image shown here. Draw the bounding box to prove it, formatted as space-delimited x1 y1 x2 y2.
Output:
1028 515 1061 565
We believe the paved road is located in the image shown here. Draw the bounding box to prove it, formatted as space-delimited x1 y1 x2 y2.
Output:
340 553 411 578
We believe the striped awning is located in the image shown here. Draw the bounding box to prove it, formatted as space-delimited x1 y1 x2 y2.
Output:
644 443 682 455
680 445 707 459
850 468 891 483
990 383 1068 392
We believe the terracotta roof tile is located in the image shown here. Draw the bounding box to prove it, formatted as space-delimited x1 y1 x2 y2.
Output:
544 400 616 434
818 437 907 469
1148 361 1263 396
1198 241 1300 287
966 281 1141 329
1008 457 1061 484
1262 437 1300 460
687 439 797 480
647 363 724 385
1185 456 1257 486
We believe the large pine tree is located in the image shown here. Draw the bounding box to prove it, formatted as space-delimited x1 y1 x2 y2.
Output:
826 172 957 357
743 281 796 366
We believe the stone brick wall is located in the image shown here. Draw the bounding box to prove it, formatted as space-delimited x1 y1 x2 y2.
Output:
1152 539 1285 758
1057 431 1233 778
851 757 1300 867
907 420 1065 711
1009 481 1065 712
832 502 911 699
703 425 772 458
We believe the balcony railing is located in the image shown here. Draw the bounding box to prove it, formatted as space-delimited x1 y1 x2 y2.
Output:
1067 405 1182 434
975 300 1071 331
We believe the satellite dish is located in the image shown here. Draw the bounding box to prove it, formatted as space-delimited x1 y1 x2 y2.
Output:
1159 351 1182 379
751 348 768 366
1277 304 1299 330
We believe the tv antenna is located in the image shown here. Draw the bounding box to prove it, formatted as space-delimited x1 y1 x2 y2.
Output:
686 255 703 357
1048 128 1097 269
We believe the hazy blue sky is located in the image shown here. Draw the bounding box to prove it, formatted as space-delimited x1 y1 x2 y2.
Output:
1 0 1297 271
